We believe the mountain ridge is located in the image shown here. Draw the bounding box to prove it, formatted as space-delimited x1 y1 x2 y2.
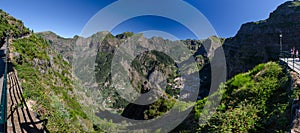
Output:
4 0 300 132
224 0 300 78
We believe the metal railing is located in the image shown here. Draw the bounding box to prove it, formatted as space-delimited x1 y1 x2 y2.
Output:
0 32 9 133
280 51 299 70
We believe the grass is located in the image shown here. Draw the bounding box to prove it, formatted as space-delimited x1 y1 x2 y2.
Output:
0 9 30 39
195 62 292 132
292 1 300 7
11 34 95 132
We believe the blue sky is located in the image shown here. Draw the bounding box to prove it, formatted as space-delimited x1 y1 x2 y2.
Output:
0 0 287 39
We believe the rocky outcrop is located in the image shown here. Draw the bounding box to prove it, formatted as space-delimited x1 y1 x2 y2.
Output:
227 1 300 48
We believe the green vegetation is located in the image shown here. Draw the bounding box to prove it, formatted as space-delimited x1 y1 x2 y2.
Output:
116 32 134 39
195 62 292 132
95 51 113 86
291 1 300 7
94 48 183 118
131 51 175 76
0 9 30 39
11 35 49 61
94 50 130 111
253 20 267 25
11 34 95 132
4 1 300 131
144 97 176 119
131 50 180 97
130 51 181 119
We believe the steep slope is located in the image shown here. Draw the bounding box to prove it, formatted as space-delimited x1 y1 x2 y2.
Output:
39 32 216 107
34 1 300 132
39 31 223 132
0 9 30 45
120 50 180 120
0 10 105 132
194 62 293 132
227 1 300 48
225 0 300 78
10 35 93 132
37 31 75 62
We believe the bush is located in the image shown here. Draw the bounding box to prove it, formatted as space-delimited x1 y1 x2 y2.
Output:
11 34 93 132
196 62 292 132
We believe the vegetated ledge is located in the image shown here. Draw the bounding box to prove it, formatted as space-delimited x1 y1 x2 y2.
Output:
192 62 294 132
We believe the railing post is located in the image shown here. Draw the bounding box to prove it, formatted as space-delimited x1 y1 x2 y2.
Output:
0 31 9 133
293 53 295 70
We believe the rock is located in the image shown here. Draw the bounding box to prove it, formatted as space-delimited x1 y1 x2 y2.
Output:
48 54 53 67
12 52 22 64
224 1 300 78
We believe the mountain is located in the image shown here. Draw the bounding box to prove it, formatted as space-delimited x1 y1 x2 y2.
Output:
225 0 300 78
0 10 105 132
37 31 76 63
25 0 300 132
38 30 224 131
227 1 300 47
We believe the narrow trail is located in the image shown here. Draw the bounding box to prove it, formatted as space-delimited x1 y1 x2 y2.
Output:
4 33 46 132
6 66 45 133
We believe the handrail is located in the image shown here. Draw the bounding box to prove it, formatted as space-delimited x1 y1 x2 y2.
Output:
0 32 9 133
280 50 300 70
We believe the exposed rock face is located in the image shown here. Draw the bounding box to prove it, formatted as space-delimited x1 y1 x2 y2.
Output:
224 1 300 78
228 1 300 48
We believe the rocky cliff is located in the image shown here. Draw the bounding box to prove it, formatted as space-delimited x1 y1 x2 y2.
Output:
227 1 300 47
225 1 300 78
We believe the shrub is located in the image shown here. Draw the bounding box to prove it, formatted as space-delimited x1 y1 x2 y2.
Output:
196 62 292 132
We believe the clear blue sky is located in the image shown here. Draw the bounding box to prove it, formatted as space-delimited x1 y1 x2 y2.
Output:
0 0 287 39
